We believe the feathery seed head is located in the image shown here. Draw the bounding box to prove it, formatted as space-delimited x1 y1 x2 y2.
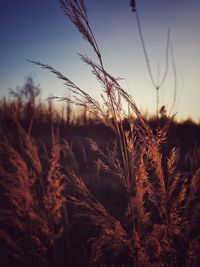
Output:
130 0 136 12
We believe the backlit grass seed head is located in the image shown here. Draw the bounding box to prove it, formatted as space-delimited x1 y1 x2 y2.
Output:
130 0 136 12
43 143 66 224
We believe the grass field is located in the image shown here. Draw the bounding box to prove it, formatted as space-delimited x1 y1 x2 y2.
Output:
0 90 199 267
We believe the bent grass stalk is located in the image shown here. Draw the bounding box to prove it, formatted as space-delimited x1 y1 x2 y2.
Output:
131 1 170 118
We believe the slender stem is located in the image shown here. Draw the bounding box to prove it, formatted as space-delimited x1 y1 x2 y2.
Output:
164 194 173 267
129 196 139 267
169 42 177 114
158 29 170 89
135 11 157 89
156 86 159 118
164 165 173 267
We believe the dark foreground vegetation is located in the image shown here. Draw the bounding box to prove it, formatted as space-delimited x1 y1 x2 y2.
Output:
0 79 200 267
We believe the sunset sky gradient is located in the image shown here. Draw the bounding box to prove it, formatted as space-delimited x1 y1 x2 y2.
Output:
1 0 200 121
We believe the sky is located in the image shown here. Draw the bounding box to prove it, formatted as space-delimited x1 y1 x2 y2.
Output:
0 0 200 121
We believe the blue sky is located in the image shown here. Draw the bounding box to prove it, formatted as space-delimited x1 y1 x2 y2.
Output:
0 0 200 121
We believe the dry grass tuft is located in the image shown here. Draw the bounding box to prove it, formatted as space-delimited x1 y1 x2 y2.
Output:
0 118 67 265
65 172 134 267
